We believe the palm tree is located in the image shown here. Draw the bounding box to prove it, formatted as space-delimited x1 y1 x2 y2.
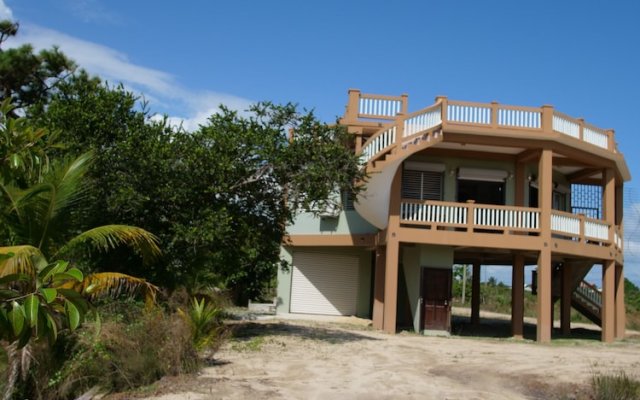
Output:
1 151 161 267
0 152 162 399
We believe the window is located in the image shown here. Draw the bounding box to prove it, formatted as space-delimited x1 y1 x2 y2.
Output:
457 179 505 205
456 168 508 205
402 169 443 200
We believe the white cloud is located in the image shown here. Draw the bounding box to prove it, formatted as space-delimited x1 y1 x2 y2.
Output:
6 22 253 131
64 0 119 24
0 0 13 20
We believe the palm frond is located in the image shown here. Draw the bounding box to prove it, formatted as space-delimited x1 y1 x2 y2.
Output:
57 225 162 263
62 272 159 305
1 152 94 250
0 245 44 277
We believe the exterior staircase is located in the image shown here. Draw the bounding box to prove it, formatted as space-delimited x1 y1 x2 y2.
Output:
571 280 602 326
353 101 445 229
533 262 602 326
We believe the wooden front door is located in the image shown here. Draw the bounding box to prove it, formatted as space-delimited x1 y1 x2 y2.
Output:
421 267 452 331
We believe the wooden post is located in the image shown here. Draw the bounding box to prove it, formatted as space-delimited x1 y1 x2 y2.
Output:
603 169 615 243
541 105 554 133
515 161 525 207
602 260 615 343
490 101 498 129
372 246 386 330
561 263 572 335
536 149 553 343
346 89 361 123
382 169 402 334
471 263 481 325
537 248 552 343
400 93 409 115
511 255 525 338
615 263 626 339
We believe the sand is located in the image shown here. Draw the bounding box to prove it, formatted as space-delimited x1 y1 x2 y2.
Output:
142 315 640 400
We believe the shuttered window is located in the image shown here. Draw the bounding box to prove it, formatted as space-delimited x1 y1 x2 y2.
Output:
402 170 443 200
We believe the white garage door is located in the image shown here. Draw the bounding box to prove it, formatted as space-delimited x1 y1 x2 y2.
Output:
290 251 359 316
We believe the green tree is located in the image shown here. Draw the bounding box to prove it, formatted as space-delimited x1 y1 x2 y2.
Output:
32 76 364 301
0 151 161 267
0 20 75 110
0 99 58 187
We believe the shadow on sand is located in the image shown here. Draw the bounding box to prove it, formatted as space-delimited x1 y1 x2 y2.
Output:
228 320 381 344
451 315 602 341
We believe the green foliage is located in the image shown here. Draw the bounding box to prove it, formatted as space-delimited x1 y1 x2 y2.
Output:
0 20 76 109
624 279 640 330
590 370 640 400
0 149 161 268
7 302 201 399
32 76 364 301
452 265 471 302
0 253 87 348
180 296 226 352
0 99 59 186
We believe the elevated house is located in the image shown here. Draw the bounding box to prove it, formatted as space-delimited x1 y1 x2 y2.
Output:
277 89 630 342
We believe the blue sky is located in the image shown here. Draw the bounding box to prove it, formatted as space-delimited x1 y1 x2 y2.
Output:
2 0 639 285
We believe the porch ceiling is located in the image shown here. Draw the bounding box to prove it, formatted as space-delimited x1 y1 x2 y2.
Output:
425 143 603 180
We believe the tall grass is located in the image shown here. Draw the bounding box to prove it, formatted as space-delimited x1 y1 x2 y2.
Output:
591 371 640 400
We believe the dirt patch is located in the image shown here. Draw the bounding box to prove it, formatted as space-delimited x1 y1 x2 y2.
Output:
127 318 640 400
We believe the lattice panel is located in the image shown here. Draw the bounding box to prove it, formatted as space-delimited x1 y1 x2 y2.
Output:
571 184 602 219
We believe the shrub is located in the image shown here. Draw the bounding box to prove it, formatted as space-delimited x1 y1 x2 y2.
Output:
591 371 640 400
46 301 200 399
181 296 227 352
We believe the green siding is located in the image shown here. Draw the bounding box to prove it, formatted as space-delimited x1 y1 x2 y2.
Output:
288 211 378 235
277 247 293 314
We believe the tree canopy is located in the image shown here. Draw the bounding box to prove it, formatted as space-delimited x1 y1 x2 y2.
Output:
1 21 365 301
0 20 75 111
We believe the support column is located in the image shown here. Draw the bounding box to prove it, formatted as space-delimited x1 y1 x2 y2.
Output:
560 263 572 335
536 249 552 342
471 263 481 325
372 246 386 330
602 260 615 343
382 168 402 334
536 148 553 343
615 264 626 339
511 255 525 338
383 239 399 334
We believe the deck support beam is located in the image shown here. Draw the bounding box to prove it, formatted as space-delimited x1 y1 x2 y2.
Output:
382 169 402 334
372 246 386 330
471 263 481 325
561 263 572 335
615 263 626 339
602 260 615 343
511 255 524 338
536 148 553 343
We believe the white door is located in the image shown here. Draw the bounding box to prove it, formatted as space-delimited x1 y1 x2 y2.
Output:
290 251 359 316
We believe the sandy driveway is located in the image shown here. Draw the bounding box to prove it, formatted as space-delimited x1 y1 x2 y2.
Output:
144 317 640 400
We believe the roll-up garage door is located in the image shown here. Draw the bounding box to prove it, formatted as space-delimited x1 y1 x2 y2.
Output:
290 251 359 316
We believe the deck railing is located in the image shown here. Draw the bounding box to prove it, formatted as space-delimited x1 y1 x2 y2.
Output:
614 226 623 250
400 200 616 247
351 91 407 120
404 104 442 137
550 210 611 244
552 110 611 150
400 200 540 233
360 125 396 164
353 94 615 168
574 280 602 310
